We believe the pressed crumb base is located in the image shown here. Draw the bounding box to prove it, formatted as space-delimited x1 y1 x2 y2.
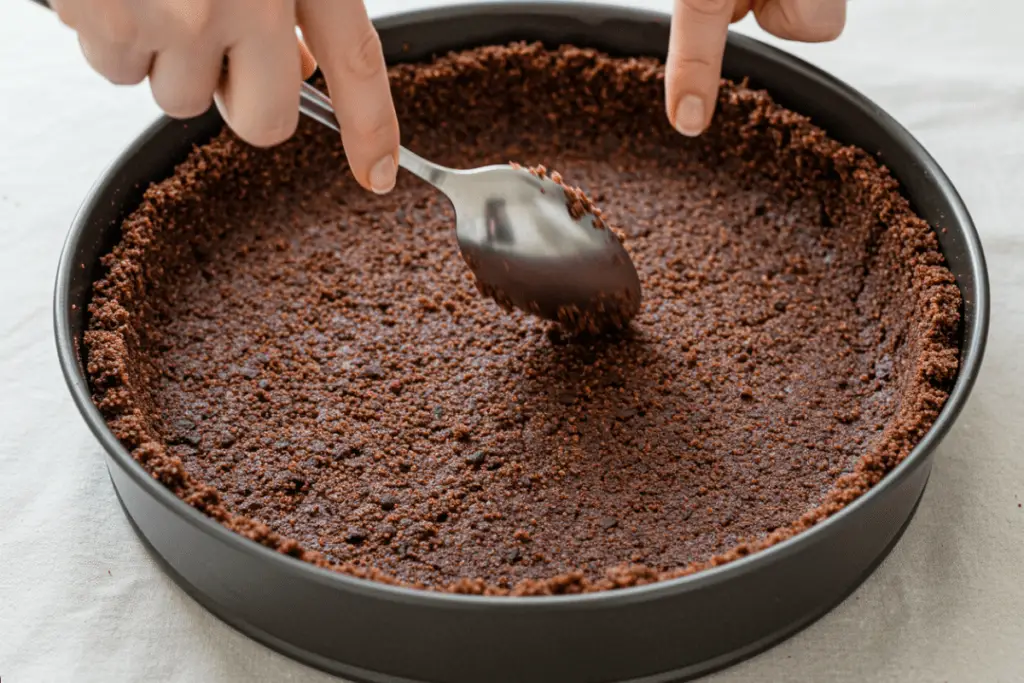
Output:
84 44 961 596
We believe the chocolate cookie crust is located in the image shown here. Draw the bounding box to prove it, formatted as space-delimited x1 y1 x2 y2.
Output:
84 44 961 596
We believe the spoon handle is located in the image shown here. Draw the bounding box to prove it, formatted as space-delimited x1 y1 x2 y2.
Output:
297 82 342 134
299 82 454 192
397 147 453 190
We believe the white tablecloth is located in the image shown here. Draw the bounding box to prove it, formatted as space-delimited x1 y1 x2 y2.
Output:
2 1 1022 681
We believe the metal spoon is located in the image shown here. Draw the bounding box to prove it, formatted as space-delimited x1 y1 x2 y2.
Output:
299 83 642 331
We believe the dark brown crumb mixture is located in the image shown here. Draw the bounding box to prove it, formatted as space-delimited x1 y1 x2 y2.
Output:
514 162 610 228
554 288 639 337
84 44 961 596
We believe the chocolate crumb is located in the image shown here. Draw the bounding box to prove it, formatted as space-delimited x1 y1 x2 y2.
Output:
346 528 368 545
83 43 961 597
362 362 385 379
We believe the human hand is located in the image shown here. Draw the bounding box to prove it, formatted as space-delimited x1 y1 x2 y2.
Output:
51 0 400 193
666 0 847 136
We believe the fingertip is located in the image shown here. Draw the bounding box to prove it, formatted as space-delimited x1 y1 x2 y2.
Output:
237 110 301 147
299 38 318 80
299 1 401 194
342 116 400 192
367 152 398 195
671 94 709 137
149 49 220 119
667 0 731 139
813 16 846 42
218 34 303 148
217 84 300 147
78 35 152 86
665 63 719 137
327 80 401 191
213 90 231 126
156 96 214 120
731 0 753 23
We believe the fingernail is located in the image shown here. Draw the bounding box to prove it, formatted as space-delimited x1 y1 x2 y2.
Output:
369 154 397 194
674 95 706 137
794 0 846 35
213 91 231 126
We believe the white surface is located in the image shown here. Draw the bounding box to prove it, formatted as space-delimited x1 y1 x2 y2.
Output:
1 1 1022 681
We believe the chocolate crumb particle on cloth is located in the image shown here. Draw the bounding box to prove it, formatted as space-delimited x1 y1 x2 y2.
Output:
84 43 961 596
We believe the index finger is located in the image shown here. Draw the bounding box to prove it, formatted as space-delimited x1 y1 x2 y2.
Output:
665 0 735 137
297 0 400 194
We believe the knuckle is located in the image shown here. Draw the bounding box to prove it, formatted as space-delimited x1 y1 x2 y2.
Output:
93 7 139 46
79 38 149 85
681 0 733 18
344 27 385 79
255 0 292 32
174 0 215 39
671 54 716 71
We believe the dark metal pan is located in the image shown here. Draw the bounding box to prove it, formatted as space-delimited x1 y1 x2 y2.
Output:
53 3 989 682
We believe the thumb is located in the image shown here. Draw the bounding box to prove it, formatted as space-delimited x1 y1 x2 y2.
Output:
754 0 847 42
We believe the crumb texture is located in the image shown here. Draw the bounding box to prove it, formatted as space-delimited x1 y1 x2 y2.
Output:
85 44 961 595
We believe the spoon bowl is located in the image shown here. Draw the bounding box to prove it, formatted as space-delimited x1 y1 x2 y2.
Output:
301 83 642 331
